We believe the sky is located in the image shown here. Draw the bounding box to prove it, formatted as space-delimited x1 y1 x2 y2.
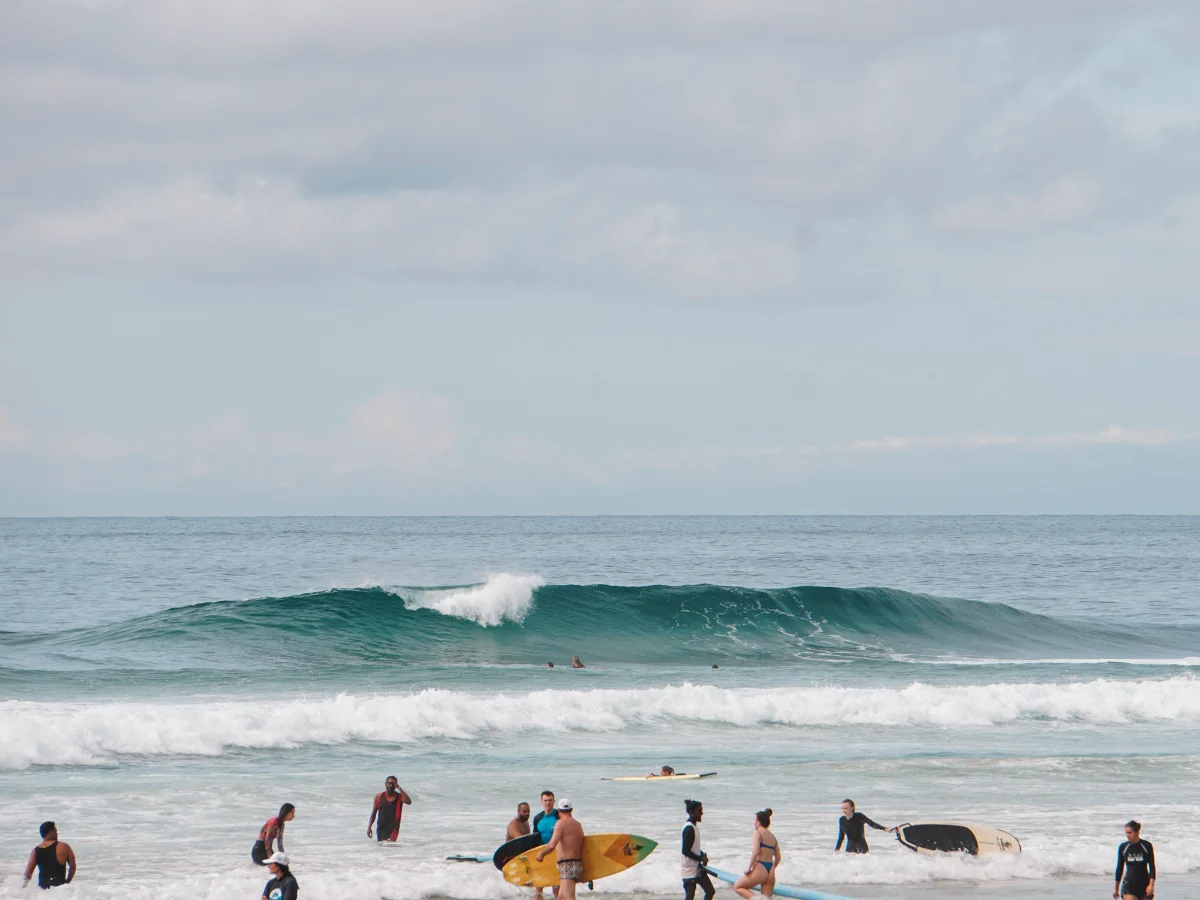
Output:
1 0 1199 515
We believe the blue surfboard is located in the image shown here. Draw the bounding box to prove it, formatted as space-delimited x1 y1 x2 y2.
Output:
704 865 862 900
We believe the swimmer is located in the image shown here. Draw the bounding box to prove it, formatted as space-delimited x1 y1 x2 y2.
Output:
536 799 585 900
835 799 894 853
22 821 76 889
681 800 715 900
507 802 532 840
1114 820 1155 900
572 656 585 668
368 776 412 842
651 766 678 777
252 804 294 866
733 809 779 900
260 851 298 900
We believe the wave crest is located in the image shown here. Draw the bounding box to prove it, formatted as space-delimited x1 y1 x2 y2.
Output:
398 573 544 626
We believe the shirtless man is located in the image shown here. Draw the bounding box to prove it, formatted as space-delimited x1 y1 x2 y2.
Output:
536 799 585 900
507 802 532 840
22 822 76 889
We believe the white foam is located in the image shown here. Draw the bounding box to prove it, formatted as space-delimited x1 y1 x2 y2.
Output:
4 676 1200 770
397 573 544 626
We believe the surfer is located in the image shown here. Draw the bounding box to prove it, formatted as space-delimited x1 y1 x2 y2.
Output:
536 799 584 900
681 800 715 900
252 804 295 865
22 821 76 889
368 776 412 842
733 809 779 900
835 799 894 853
572 656 585 668
260 851 298 900
507 802 532 840
652 766 677 777
1114 820 1155 900
532 791 561 898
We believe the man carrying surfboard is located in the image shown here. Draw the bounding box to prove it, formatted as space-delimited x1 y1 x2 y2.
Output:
536 799 585 900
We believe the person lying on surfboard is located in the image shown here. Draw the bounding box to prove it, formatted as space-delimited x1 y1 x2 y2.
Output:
650 766 682 776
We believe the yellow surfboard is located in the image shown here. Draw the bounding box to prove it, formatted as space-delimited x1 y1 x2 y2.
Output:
502 833 657 887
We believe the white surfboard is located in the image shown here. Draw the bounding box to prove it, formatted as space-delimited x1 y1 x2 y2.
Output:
602 772 717 781
895 822 1021 855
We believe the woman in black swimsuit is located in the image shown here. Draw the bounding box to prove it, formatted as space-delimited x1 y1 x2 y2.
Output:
1114 820 1155 900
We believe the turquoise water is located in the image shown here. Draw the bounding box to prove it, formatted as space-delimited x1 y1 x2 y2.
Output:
1 517 1198 899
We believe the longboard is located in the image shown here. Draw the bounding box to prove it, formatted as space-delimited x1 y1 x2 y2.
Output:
503 833 657 887
493 833 543 869
704 865 862 900
895 822 1021 855
446 854 491 863
602 772 717 782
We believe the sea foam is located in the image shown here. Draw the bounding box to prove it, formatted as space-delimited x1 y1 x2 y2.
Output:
397 573 544 626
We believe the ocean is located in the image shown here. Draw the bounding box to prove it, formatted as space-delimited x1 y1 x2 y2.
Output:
1 516 1198 899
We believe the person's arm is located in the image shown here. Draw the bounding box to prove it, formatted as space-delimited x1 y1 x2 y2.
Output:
1114 843 1125 899
22 848 37 886
61 843 76 883
276 823 285 853
682 824 705 862
1146 842 1156 895
535 820 563 862
282 877 299 900
400 788 413 805
368 793 381 837
746 831 762 874
835 818 845 851
861 813 886 832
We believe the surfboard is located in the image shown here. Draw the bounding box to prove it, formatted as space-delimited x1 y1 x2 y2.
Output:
502 833 657 887
493 833 543 869
895 822 1021 855
704 865 862 900
446 853 492 863
602 772 717 781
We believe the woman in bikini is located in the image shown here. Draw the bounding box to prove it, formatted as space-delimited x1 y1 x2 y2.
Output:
734 809 780 899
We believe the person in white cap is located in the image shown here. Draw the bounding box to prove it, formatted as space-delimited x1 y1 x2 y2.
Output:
260 851 298 900
536 799 585 900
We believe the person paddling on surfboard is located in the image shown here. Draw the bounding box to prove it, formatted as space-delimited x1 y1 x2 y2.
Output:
651 766 678 777
835 799 894 853
536 799 585 900
681 800 715 900
507 802 532 841
368 776 411 842
734 809 780 900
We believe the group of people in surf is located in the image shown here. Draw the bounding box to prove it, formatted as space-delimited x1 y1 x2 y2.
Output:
504 789 587 900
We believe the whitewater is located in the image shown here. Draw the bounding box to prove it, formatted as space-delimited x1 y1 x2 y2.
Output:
2 516 1199 900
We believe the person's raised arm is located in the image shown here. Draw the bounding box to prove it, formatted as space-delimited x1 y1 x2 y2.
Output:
22 848 37 886
400 788 413 805
535 820 564 862
368 793 380 838
62 843 76 884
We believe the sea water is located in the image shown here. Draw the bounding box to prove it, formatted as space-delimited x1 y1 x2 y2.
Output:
1 516 1198 900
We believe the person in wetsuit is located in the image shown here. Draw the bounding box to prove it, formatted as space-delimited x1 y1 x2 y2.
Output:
531 791 560 899
22 822 76 889
368 776 412 842
252 803 295 865
260 851 299 900
835 799 894 853
681 800 715 900
734 809 780 900
1114 820 1155 900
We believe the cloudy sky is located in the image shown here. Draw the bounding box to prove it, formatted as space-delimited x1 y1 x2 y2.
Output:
2 0 1198 514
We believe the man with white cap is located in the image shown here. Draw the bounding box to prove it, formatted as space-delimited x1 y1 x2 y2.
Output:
260 851 298 900
536 799 585 900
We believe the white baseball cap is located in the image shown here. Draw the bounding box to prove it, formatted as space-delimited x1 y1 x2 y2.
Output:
556 798 573 811
263 851 290 866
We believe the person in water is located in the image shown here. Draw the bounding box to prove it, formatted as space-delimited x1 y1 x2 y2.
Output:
531 791 560 898
368 775 412 842
652 766 677 777
1114 820 1156 900
507 802 532 840
834 799 894 853
734 809 779 899
536 799 585 900
681 800 715 900
252 804 295 866
572 656 585 668
260 851 299 900
22 821 76 889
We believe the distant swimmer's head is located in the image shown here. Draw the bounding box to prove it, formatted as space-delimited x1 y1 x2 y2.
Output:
755 809 773 828
841 799 856 817
541 791 555 811
547 662 555 668
517 802 531 822
279 803 296 823
661 766 675 776
556 798 574 815
685 799 703 822
39 822 56 839
1125 820 1142 841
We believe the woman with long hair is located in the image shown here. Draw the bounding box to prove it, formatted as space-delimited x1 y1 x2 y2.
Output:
733 809 779 900
260 851 299 900
252 803 296 866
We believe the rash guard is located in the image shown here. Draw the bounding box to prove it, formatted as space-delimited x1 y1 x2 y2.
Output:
835 812 886 853
1115 840 1155 888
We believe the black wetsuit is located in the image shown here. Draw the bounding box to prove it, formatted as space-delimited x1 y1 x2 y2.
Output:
835 812 886 853
263 872 299 900
34 842 67 889
1115 839 1155 899
681 822 714 900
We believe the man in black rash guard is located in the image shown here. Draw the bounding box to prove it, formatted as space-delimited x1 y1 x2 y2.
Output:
835 800 893 853
681 800 715 900
1114 820 1155 900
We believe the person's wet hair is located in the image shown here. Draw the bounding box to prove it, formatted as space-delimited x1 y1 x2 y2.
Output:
1125 820 1142 833
279 803 296 822
756 808 773 827
39 822 56 838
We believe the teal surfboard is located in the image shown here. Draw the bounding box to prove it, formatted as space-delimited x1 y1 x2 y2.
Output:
704 865 862 900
